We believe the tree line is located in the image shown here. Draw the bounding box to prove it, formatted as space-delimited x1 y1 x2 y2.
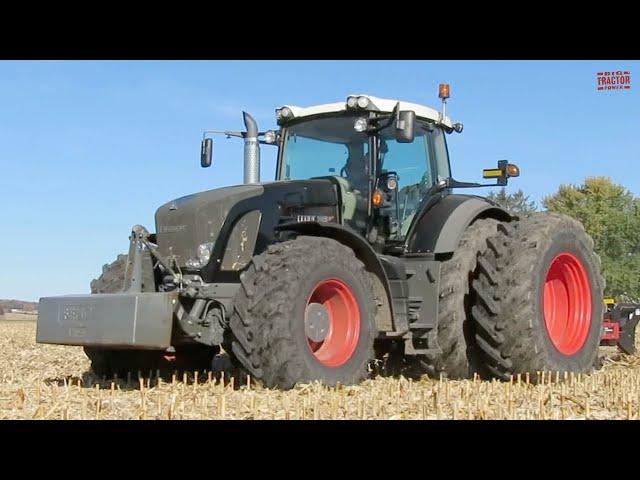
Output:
486 177 640 302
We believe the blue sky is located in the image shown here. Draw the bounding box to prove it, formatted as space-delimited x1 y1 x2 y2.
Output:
1 60 638 301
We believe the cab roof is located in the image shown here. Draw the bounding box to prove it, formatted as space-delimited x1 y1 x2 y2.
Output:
280 94 454 129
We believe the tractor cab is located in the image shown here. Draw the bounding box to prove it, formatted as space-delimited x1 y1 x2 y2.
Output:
273 94 457 243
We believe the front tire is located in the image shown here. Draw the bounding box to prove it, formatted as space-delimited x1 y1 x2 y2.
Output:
228 236 377 390
473 212 605 380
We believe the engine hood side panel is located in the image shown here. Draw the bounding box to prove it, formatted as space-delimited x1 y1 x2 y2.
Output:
155 180 339 281
155 185 264 265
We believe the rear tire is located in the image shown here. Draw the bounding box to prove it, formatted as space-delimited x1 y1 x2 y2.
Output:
228 236 377 389
421 218 501 379
473 212 605 380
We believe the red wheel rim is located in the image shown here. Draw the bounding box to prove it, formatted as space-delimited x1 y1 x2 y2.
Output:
543 252 592 355
305 278 361 367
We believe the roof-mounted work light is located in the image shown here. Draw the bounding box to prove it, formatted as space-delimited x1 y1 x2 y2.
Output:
346 95 371 110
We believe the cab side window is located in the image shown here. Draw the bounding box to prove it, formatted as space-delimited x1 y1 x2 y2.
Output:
380 124 451 240
431 126 451 182
380 126 432 239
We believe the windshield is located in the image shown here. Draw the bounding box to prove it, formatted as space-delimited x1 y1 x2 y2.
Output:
280 116 370 185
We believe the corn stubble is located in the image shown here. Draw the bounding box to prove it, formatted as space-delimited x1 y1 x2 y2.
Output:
2 321 639 420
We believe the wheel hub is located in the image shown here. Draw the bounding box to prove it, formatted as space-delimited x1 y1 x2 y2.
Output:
305 302 330 343
305 278 361 367
543 252 592 355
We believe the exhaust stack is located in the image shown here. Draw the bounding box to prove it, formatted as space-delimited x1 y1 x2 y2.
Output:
242 111 260 184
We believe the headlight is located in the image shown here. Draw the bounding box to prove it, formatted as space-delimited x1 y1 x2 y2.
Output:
385 175 398 191
276 107 294 123
186 242 214 269
346 96 358 108
263 130 277 144
353 117 368 132
280 107 292 118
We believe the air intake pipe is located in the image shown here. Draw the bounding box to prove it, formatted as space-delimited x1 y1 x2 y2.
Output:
242 111 260 184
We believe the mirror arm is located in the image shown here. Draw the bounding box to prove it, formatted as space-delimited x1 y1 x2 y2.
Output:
445 178 511 189
365 103 400 134
444 161 519 190
204 130 278 142
447 178 483 188
202 130 245 139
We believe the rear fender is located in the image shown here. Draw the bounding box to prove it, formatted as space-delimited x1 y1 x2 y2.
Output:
406 194 512 254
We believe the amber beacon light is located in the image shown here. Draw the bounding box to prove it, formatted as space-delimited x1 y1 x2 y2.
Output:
438 83 450 119
438 83 450 100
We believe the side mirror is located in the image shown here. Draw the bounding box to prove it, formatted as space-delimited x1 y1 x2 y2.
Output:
201 138 213 168
395 110 415 143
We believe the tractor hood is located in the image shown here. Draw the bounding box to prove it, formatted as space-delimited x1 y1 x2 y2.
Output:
155 185 264 267
154 180 340 275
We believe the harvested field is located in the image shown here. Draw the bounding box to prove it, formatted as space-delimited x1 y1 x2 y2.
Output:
0 313 38 321
1 320 640 420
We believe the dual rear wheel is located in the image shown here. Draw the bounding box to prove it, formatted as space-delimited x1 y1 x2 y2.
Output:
472 212 604 379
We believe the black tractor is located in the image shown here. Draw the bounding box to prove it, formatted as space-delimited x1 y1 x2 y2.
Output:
37 87 605 389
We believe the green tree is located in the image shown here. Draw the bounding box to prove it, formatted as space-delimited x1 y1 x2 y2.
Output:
543 176 640 301
487 188 538 215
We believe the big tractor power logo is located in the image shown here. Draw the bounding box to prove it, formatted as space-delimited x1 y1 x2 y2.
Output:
597 70 631 91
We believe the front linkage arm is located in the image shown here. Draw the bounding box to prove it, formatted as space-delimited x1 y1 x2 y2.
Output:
124 224 182 293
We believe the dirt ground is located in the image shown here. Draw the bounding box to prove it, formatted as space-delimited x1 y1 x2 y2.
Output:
2 320 639 420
